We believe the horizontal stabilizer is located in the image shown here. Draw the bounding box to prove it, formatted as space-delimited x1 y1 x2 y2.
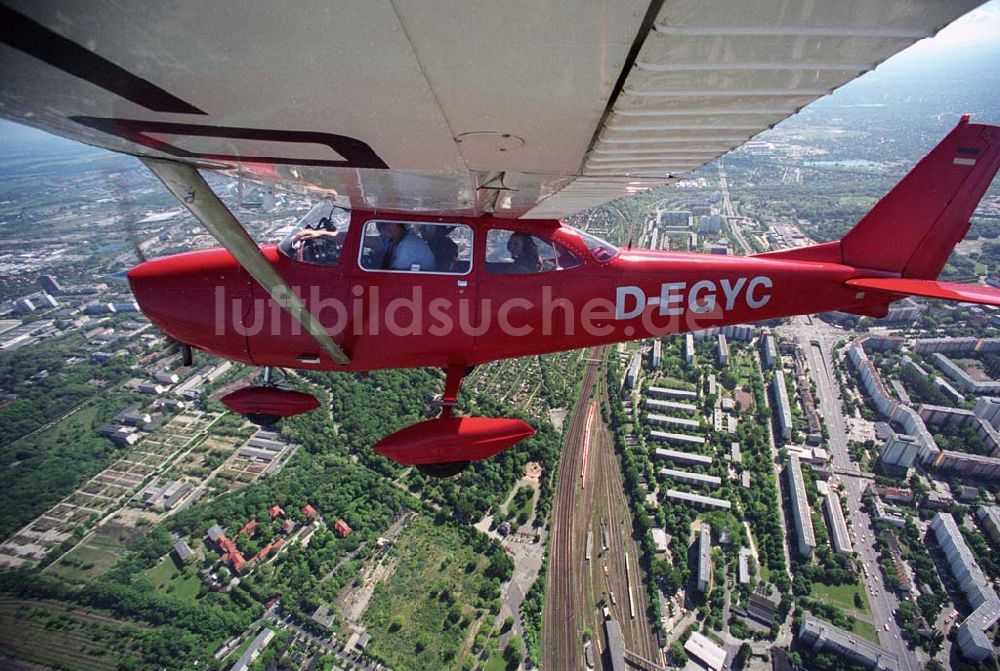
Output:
845 278 1000 307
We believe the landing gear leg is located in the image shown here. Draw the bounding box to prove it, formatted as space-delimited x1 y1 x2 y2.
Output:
418 363 470 478
437 362 465 418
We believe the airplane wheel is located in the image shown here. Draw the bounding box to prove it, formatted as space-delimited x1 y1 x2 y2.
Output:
245 413 282 427
416 461 469 478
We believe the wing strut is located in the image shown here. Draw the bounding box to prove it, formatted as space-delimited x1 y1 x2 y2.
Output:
141 157 350 365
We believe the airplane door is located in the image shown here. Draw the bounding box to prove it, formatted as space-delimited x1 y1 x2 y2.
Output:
474 228 582 360
351 219 476 368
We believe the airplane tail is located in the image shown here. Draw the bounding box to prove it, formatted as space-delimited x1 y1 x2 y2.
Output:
840 116 1000 278
756 116 1000 308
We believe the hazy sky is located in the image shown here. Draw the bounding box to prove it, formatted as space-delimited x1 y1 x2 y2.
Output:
910 0 1000 50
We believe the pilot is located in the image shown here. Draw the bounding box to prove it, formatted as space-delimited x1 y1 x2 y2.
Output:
503 232 541 273
379 222 435 271
422 224 459 272
293 217 344 265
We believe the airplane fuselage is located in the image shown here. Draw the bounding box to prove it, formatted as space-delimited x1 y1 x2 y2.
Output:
128 211 878 372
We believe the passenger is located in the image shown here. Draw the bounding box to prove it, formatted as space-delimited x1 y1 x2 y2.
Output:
422 225 459 272
379 222 436 271
505 232 541 273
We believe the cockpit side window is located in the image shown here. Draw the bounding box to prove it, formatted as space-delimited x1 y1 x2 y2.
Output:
358 220 473 274
278 204 351 267
486 229 581 275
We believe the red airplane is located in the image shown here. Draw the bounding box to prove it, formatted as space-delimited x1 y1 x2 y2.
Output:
0 2 996 475
127 116 1000 474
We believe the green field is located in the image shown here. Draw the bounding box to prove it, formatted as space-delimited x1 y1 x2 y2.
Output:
504 485 535 527
145 556 203 599
50 535 124 583
483 651 509 671
0 601 139 671
809 580 871 616
851 617 880 643
363 516 493 670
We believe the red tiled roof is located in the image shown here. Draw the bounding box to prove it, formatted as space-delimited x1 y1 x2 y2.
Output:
218 535 239 555
301 504 317 518
273 538 285 550
256 542 274 561
269 505 285 518
334 519 352 537
238 520 258 536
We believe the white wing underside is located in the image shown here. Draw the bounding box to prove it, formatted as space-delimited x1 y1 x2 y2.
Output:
0 0 982 218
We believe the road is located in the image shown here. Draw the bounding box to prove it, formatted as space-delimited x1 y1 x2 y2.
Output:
718 168 753 255
792 320 921 671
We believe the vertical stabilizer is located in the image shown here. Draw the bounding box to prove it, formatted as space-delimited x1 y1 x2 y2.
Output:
840 117 1000 278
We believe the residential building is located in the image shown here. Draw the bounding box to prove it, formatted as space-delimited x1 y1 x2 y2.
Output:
334 519 353 537
697 523 712 593
798 614 899 671
930 512 1000 661
976 506 1000 546
647 386 698 401
930 352 1000 395
653 448 712 467
664 489 731 510
645 398 697 415
975 396 1000 430
626 351 641 388
772 373 792 441
823 494 853 556
231 628 275 671
761 329 777 368
660 467 721 488
649 430 705 447
878 430 920 468
787 455 816 558
646 413 699 430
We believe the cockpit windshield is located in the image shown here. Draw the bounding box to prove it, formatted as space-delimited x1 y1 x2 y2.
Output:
279 203 351 266
563 225 619 262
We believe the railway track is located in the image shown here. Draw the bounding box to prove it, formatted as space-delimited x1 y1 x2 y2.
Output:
542 347 603 670
589 358 661 667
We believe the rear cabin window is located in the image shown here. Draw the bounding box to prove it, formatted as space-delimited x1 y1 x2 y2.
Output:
486 229 581 274
358 221 472 274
